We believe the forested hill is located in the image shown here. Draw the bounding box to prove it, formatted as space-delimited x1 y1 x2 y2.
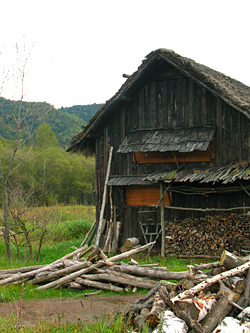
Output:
0 97 102 147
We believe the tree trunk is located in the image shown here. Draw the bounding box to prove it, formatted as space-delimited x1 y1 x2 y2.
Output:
109 263 188 280
31 261 90 284
80 271 158 289
75 277 123 292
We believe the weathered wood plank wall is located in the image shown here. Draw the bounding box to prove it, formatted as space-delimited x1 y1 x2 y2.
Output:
94 60 250 245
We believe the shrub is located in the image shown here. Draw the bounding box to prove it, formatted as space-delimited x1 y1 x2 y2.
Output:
65 219 92 239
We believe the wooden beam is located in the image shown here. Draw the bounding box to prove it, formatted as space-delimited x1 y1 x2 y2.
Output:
160 183 165 258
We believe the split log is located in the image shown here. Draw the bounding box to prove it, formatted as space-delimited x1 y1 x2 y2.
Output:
171 259 250 304
220 250 246 269
125 238 139 249
175 294 216 326
75 277 123 292
110 263 189 280
146 291 165 327
201 282 240 332
226 276 246 294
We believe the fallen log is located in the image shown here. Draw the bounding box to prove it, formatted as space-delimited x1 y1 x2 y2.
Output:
0 261 64 286
109 263 189 280
75 277 123 292
30 261 91 285
171 259 250 304
80 271 157 289
0 265 46 274
36 242 155 291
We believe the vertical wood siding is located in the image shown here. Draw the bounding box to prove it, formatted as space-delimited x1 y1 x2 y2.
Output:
94 61 250 245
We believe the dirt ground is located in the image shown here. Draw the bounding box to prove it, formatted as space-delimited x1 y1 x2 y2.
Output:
0 294 140 326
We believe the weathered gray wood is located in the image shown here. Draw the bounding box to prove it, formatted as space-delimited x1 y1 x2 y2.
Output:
36 242 155 291
146 292 165 328
80 271 157 289
95 146 113 247
220 250 246 269
109 263 188 280
0 261 64 286
30 261 91 284
75 277 123 292
80 221 96 247
160 182 165 257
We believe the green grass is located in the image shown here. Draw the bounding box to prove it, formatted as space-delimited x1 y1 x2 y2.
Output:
0 313 147 332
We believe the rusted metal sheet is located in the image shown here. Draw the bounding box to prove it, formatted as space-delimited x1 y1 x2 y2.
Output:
117 127 215 153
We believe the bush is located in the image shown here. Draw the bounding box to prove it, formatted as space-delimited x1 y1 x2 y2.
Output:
65 219 92 239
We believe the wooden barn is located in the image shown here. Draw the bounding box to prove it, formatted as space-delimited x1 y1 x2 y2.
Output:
67 49 250 256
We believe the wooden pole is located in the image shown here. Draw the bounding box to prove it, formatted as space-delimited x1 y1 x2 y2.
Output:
160 182 165 257
95 146 113 247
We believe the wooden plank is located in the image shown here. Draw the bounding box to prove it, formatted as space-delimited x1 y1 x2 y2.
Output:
125 185 171 207
133 143 214 164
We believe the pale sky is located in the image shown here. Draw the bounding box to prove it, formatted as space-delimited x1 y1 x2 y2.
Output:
0 0 250 108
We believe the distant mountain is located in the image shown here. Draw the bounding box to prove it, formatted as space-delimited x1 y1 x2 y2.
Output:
0 97 102 147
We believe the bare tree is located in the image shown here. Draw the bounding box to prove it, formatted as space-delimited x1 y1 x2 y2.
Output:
0 44 51 259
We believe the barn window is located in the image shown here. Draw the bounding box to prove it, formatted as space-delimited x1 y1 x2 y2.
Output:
125 185 171 207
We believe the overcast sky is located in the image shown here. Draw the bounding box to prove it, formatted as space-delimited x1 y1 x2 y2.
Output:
0 0 250 108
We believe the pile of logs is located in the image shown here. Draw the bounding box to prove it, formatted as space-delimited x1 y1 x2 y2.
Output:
119 250 250 332
0 241 178 292
165 213 250 256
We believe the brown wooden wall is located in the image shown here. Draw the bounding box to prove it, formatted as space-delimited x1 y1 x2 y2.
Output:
94 61 250 245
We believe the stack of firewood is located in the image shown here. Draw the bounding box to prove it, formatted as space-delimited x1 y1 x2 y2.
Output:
119 250 250 332
165 213 250 256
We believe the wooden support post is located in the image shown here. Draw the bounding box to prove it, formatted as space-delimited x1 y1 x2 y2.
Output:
160 182 165 258
95 146 113 247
